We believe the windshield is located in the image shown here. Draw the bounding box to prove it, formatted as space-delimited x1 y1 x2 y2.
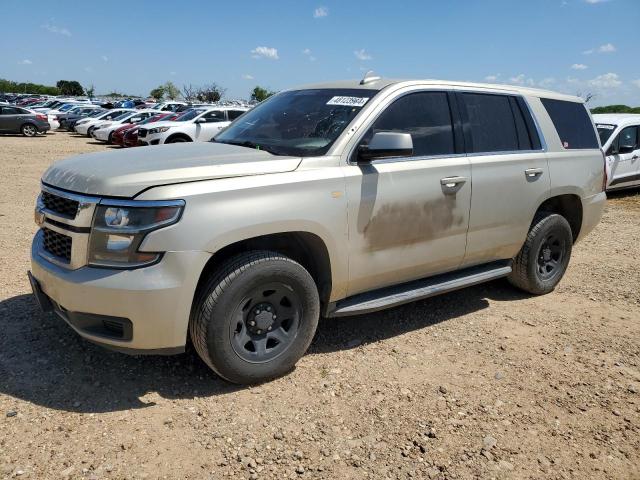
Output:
596 124 617 145
113 112 134 121
174 109 205 122
215 88 377 156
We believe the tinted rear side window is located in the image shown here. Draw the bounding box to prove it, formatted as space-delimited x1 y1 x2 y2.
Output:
541 98 598 149
366 91 455 157
461 93 519 153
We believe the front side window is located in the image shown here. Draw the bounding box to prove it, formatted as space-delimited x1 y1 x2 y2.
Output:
541 98 599 149
1 107 21 115
175 109 203 122
215 88 377 156
362 91 455 157
596 124 616 145
612 126 639 153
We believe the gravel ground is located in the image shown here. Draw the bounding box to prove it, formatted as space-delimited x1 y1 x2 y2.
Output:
1 132 639 480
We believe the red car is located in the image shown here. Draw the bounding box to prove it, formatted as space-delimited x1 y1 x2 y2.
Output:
112 113 176 147
121 113 178 147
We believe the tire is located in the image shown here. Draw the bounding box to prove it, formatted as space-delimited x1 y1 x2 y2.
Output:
166 135 190 143
508 213 573 295
190 251 320 384
86 127 95 138
107 132 114 144
21 123 37 137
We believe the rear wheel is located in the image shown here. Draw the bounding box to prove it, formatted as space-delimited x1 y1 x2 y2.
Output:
21 123 37 137
508 213 573 295
190 251 320 384
107 131 114 144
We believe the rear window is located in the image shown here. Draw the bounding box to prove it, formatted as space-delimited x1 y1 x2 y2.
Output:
541 99 598 149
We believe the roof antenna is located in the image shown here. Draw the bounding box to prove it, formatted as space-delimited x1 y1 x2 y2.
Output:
360 70 381 85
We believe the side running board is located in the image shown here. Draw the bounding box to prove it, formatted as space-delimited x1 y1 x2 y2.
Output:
328 261 512 317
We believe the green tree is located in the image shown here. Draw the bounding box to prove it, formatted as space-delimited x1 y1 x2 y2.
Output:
163 81 180 100
250 86 276 102
591 104 640 114
0 78 59 95
56 80 84 96
85 84 95 99
196 83 226 103
150 86 165 101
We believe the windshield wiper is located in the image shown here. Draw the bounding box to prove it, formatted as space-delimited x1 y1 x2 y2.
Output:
217 140 283 156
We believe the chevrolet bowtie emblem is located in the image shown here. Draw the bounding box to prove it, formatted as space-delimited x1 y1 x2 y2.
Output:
34 206 45 227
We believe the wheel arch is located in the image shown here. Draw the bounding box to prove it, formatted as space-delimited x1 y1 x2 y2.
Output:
165 133 193 143
194 231 334 313
534 193 583 242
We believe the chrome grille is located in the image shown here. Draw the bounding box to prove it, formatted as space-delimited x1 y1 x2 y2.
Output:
42 228 72 262
42 190 79 218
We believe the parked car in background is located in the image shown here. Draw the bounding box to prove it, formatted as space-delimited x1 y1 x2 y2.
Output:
57 107 104 131
74 109 134 136
150 101 188 112
0 105 50 136
112 112 177 147
91 110 159 143
594 114 640 191
137 106 249 145
63 108 106 132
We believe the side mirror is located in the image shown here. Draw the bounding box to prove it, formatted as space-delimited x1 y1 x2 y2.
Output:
358 132 413 162
195 117 207 124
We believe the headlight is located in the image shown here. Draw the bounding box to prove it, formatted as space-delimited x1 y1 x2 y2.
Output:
88 200 184 268
148 126 171 134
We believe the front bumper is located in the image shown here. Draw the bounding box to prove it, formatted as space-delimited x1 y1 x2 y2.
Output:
30 235 210 353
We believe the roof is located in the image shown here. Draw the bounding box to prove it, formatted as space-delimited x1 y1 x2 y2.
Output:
292 78 582 103
592 113 640 126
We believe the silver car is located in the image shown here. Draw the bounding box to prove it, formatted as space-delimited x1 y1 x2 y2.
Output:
0 105 50 136
29 76 606 384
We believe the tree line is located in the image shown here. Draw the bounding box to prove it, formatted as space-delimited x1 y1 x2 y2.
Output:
149 81 276 102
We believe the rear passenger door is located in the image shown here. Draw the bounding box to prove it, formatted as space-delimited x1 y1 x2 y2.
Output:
456 91 549 267
0 106 23 132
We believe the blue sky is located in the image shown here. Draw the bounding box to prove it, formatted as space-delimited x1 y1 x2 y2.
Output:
2 0 639 106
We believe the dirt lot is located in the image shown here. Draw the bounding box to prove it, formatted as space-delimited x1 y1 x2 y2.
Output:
0 132 639 480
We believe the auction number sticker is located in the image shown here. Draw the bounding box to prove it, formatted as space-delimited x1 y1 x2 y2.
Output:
596 124 615 130
327 96 369 107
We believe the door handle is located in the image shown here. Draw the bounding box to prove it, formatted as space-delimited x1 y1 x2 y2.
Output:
440 176 467 189
525 168 544 178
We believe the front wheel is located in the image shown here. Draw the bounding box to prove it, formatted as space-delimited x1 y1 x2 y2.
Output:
190 251 320 384
21 124 37 137
508 213 573 295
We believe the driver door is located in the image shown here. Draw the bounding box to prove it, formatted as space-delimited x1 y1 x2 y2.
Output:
196 110 228 141
607 125 640 188
343 90 471 296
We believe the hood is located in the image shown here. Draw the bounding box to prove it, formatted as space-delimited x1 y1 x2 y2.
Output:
42 142 302 197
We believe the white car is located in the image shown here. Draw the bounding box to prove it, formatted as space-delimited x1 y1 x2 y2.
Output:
74 109 135 136
137 106 249 145
92 110 159 143
594 114 640 191
151 101 188 112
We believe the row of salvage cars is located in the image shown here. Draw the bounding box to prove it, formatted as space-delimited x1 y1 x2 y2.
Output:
61 102 252 147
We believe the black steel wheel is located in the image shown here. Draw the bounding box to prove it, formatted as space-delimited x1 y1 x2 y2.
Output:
190 251 320 384
509 213 573 295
